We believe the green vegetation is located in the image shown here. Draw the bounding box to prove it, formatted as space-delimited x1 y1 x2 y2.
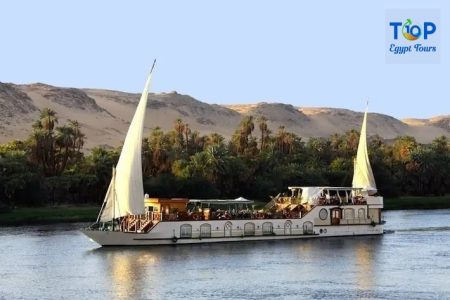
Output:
384 196 450 210
3 196 450 226
1 108 450 218
0 206 99 225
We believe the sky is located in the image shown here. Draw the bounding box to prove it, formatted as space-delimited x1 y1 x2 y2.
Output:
1 0 449 119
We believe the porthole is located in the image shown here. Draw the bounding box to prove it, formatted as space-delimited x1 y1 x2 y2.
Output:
319 208 328 220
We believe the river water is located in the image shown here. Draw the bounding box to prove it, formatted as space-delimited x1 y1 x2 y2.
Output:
0 210 449 300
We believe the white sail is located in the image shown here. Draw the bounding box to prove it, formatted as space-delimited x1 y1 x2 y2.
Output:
100 67 154 222
352 108 377 194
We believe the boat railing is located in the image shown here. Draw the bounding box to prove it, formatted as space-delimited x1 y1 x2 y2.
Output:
152 212 162 221
366 196 383 206
137 218 154 233
120 203 319 227
157 210 303 222
316 196 367 206
119 212 161 233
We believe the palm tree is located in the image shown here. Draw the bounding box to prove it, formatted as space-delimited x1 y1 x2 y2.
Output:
190 130 204 153
284 132 296 154
203 145 228 184
257 116 271 151
28 108 59 175
189 152 208 179
32 120 43 130
28 109 86 176
55 125 74 174
184 123 191 153
68 120 85 154
142 138 152 176
231 116 255 155
174 118 185 146
149 127 163 175
206 133 225 147
343 130 359 157
149 127 171 175
40 108 58 131
275 126 287 153
240 116 254 137
29 129 46 168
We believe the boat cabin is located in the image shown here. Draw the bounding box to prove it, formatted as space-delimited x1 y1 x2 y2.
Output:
144 197 189 213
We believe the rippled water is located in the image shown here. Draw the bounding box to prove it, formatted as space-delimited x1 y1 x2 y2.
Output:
1 210 450 300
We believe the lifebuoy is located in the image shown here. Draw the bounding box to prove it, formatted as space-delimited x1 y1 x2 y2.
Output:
172 236 178 243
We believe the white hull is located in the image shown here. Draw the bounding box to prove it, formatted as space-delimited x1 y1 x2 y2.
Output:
82 204 383 246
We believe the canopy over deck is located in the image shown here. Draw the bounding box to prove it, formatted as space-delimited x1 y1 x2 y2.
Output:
288 186 364 205
288 186 363 191
189 197 254 205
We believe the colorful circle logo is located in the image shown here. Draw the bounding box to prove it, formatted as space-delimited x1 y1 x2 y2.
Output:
402 19 421 41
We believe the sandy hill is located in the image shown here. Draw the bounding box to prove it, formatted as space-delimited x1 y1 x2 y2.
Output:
0 82 448 150
403 115 450 132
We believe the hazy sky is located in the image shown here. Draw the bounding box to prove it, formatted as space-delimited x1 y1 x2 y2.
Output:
1 0 448 119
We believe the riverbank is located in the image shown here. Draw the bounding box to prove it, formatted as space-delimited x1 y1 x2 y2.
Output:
383 196 450 210
1 196 449 226
0 206 99 226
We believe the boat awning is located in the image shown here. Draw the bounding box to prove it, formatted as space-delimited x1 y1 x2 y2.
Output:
189 197 254 205
288 186 363 191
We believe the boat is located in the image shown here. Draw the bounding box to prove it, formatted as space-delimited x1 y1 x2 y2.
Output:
81 68 383 246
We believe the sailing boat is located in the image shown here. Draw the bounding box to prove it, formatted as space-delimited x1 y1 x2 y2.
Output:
82 83 384 246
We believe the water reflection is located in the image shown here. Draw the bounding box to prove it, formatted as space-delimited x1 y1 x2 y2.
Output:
90 248 160 300
355 240 377 291
86 237 384 299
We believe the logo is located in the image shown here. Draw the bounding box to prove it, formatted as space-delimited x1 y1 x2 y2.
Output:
386 10 440 64
389 19 436 41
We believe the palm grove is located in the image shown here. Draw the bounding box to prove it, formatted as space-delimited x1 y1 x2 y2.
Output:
1 108 449 209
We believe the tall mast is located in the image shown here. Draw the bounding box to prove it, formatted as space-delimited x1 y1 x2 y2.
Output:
96 167 115 223
112 166 116 231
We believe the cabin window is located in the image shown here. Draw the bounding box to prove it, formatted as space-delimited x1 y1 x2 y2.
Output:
303 221 313 234
180 224 192 238
284 220 292 235
358 208 365 219
200 223 211 238
244 222 255 236
224 221 232 237
319 208 328 220
262 222 273 235
344 208 355 219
